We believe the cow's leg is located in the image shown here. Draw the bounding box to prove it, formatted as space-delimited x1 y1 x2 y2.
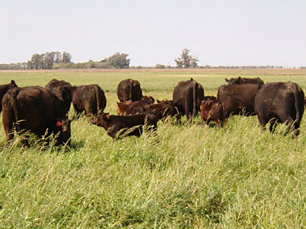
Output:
184 96 192 121
277 112 296 135
257 116 267 130
175 114 182 124
269 119 277 133
277 112 300 138
21 138 30 149
215 118 223 127
4 125 14 147
2 107 15 146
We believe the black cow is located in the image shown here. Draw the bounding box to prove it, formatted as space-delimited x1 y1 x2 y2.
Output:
2 86 71 147
254 82 304 137
217 84 261 118
45 79 73 115
0 80 18 113
71 84 107 116
173 78 205 120
225 76 264 86
91 112 158 139
117 79 143 102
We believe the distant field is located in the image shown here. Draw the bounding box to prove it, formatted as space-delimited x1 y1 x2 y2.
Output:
1 69 306 228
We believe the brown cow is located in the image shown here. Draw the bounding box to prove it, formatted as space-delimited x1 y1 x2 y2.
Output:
0 80 18 113
254 82 304 137
217 84 261 118
173 78 205 120
117 79 143 102
117 96 154 115
91 112 158 139
225 76 264 86
45 79 73 115
144 100 181 121
2 86 71 147
117 99 180 121
71 84 107 116
200 98 225 127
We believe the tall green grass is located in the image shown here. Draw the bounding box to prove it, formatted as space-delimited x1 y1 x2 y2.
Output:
0 69 306 228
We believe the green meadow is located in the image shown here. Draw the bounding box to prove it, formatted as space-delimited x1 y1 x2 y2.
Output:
1 68 306 228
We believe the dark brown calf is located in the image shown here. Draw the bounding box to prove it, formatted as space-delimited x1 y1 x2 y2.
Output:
117 96 154 115
144 100 181 121
200 99 225 127
91 113 158 139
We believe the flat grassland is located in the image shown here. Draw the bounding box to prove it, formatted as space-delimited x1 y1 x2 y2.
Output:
1 69 306 228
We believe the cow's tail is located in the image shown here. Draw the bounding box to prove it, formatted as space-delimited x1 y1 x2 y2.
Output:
10 88 21 132
290 83 302 124
94 85 102 114
192 81 197 117
129 79 133 101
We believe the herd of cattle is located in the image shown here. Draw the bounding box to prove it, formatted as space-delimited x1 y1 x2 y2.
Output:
0 76 304 148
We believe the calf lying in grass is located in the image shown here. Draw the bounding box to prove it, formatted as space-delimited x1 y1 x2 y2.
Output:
91 112 158 139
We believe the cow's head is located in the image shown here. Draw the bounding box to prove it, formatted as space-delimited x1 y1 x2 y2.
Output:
117 102 126 115
9 80 18 88
141 95 155 104
225 76 242 85
200 99 216 113
91 113 110 128
55 118 71 146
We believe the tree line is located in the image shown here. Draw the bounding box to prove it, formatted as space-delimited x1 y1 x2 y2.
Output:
0 52 130 70
0 49 302 70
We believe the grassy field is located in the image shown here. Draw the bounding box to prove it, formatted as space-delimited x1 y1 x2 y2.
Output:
1 68 306 228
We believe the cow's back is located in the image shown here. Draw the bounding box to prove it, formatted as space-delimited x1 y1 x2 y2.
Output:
0 80 18 113
72 84 106 115
217 84 260 117
45 79 73 115
2 87 58 135
255 82 304 120
173 79 204 119
117 79 142 102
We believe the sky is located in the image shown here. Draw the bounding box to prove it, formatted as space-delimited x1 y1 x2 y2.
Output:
1 0 306 67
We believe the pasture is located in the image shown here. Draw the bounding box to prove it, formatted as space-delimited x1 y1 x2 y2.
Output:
1 68 306 228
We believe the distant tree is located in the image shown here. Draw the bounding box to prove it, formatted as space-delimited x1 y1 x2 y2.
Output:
45 52 55 69
175 49 198 68
191 58 198 68
107 52 130 69
62 51 72 63
31 54 41 69
155 64 165 69
38 54 46 69
54 52 62 63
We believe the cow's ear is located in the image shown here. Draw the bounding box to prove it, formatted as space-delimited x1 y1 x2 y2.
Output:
225 78 229 82
11 80 17 87
102 113 110 119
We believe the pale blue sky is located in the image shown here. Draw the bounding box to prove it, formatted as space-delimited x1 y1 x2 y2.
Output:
1 0 306 67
